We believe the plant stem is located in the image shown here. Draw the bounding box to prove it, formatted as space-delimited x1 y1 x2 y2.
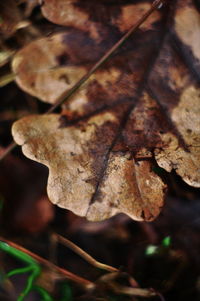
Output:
55 233 119 272
0 237 94 289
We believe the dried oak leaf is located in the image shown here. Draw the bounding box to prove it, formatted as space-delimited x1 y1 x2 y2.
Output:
12 0 200 221
0 0 23 37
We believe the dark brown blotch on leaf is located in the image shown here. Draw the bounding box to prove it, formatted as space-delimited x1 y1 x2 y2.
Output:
11 0 200 222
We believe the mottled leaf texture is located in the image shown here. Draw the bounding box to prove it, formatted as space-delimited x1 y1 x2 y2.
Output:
0 0 22 37
12 0 200 221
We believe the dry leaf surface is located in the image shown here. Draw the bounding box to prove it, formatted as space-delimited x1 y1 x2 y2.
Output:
12 0 200 221
0 0 23 37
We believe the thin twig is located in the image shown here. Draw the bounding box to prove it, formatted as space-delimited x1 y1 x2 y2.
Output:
0 237 94 289
0 142 17 161
55 233 119 272
99 272 156 298
108 282 156 297
0 73 15 87
0 0 165 161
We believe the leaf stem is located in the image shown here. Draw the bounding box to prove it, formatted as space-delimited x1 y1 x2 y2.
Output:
0 73 15 87
0 237 95 289
54 233 119 272
0 142 17 161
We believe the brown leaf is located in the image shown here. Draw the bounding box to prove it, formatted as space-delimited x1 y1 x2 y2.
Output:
40 0 161 36
12 111 165 221
12 6 161 104
11 0 200 221
0 0 23 37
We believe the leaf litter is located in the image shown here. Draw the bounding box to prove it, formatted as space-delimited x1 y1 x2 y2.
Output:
11 0 200 221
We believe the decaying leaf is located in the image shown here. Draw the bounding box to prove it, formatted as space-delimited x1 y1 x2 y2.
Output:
40 0 161 36
0 0 23 37
11 0 200 221
12 2 162 104
12 112 165 221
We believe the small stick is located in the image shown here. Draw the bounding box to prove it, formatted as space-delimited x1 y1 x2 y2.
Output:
108 282 156 297
0 237 94 289
55 233 119 272
0 73 16 87
0 142 17 161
